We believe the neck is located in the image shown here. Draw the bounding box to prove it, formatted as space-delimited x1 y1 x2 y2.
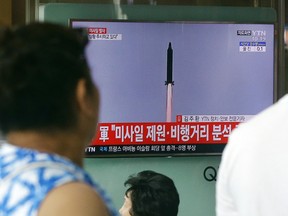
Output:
6 130 87 167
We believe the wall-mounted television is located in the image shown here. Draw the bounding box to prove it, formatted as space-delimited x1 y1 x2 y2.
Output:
70 19 275 157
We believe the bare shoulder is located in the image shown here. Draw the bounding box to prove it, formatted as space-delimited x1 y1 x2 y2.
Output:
38 181 110 216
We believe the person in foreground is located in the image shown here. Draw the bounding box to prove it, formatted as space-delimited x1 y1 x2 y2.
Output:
0 22 118 216
119 170 180 216
216 94 288 216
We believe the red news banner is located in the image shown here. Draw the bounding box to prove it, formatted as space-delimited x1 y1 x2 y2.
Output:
91 121 240 146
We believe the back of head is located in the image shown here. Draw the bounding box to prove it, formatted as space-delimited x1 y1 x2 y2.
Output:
124 170 180 216
0 22 93 134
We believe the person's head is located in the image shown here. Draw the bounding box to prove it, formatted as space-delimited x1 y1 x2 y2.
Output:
119 170 180 216
0 22 99 139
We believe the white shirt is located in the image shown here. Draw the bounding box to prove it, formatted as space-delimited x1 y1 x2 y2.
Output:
216 94 288 216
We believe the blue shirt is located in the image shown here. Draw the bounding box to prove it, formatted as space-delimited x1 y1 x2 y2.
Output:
0 143 119 216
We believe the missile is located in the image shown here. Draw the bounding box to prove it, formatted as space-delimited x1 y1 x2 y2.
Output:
165 42 174 85
165 42 174 122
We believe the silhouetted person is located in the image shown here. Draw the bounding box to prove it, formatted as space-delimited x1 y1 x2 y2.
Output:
0 22 118 216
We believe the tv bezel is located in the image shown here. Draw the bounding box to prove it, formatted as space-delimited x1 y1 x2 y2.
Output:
70 18 276 158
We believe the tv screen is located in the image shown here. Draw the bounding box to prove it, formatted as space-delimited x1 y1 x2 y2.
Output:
70 19 275 157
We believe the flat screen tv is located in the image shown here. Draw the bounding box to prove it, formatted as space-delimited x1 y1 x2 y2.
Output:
70 19 275 157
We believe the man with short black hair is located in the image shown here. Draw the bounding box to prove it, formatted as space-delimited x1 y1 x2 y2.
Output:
119 170 180 216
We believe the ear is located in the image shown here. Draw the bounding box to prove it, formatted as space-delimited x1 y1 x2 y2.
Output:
75 78 99 118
